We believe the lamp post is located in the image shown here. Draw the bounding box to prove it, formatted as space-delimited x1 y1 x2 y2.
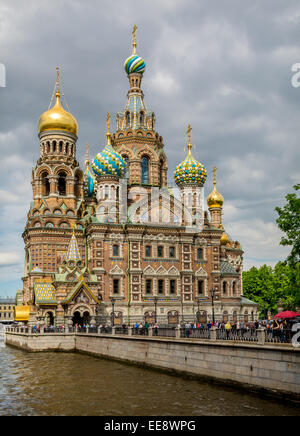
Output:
211 289 215 325
180 296 184 325
110 297 116 327
153 296 158 324
196 297 200 323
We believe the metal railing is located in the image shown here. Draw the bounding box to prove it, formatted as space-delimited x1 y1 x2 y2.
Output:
216 328 258 342
4 326 296 345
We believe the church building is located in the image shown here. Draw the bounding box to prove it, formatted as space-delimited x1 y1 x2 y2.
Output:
15 28 258 327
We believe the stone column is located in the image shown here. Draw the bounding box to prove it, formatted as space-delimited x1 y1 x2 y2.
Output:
210 326 217 341
148 327 153 337
48 175 58 197
257 328 266 345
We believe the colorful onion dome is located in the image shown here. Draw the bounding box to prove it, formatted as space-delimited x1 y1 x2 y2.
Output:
124 25 146 75
174 125 207 186
207 166 224 208
124 54 146 75
220 232 230 246
38 67 78 136
91 113 127 178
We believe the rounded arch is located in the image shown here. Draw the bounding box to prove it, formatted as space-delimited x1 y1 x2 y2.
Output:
45 221 54 228
136 146 159 161
35 164 53 178
53 165 73 177
118 145 134 160
32 219 42 228
59 221 70 228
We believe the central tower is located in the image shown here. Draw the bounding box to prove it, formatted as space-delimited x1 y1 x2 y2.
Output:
113 26 168 196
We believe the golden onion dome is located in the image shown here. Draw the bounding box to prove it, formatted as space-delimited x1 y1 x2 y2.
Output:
38 68 78 136
207 166 224 208
220 232 230 246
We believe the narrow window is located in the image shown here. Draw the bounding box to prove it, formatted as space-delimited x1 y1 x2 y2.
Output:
169 246 175 258
158 279 164 294
197 248 203 260
223 282 227 295
113 279 119 294
113 245 119 257
170 280 176 294
146 279 152 294
58 172 67 196
141 156 149 184
198 280 204 295
157 246 164 258
145 245 151 257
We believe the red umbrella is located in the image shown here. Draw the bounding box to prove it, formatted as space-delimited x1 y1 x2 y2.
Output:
273 311 300 319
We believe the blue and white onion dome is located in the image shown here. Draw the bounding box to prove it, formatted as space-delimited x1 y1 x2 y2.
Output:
124 54 146 75
91 143 127 178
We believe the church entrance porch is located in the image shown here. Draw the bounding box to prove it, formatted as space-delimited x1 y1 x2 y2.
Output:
72 310 91 327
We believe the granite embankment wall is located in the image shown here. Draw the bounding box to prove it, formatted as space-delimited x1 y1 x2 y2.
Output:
5 331 300 398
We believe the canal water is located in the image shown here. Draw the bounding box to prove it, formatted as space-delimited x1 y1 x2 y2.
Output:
0 341 299 416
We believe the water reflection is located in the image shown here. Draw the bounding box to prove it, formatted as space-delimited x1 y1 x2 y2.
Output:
0 344 299 416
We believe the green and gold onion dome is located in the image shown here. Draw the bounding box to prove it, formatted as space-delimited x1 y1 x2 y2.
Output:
38 68 78 136
124 25 146 75
207 166 224 208
174 125 207 187
91 113 126 179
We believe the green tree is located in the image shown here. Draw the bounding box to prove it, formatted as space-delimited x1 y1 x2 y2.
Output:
275 184 300 266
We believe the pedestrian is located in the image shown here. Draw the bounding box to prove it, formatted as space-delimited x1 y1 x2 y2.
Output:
225 321 231 339
185 322 191 338
154 323 159 336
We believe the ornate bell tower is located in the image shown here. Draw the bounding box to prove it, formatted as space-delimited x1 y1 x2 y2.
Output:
113 26 168 199
22 68 85 309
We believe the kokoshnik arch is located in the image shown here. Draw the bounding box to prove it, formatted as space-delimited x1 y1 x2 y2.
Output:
15 27 258 327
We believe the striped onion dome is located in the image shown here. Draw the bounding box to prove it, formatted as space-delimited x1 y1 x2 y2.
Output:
124 54 146 75
91 143 126 178
174 125 207 186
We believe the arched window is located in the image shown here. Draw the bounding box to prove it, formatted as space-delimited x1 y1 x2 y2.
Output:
139 112 144 125
58 171 67 196
223 281 227 295
232 282 236 296
59 141 63 153
141 156 149 184
41 172 50 196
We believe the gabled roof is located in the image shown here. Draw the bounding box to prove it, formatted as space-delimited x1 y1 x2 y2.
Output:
61 280 100 304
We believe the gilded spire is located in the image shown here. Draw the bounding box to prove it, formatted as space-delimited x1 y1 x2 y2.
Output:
85 142 90 169
106 112 112 146
207 165 224 209
186 124 193 156
56 66 60 98
132 24 137 55
213 165 217 186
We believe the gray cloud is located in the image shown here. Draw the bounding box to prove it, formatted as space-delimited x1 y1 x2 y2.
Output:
0 0 299 295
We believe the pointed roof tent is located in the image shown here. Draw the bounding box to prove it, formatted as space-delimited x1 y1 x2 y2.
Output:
66 224 81 262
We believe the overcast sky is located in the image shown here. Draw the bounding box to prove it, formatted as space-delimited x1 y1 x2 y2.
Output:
0 0 299 297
